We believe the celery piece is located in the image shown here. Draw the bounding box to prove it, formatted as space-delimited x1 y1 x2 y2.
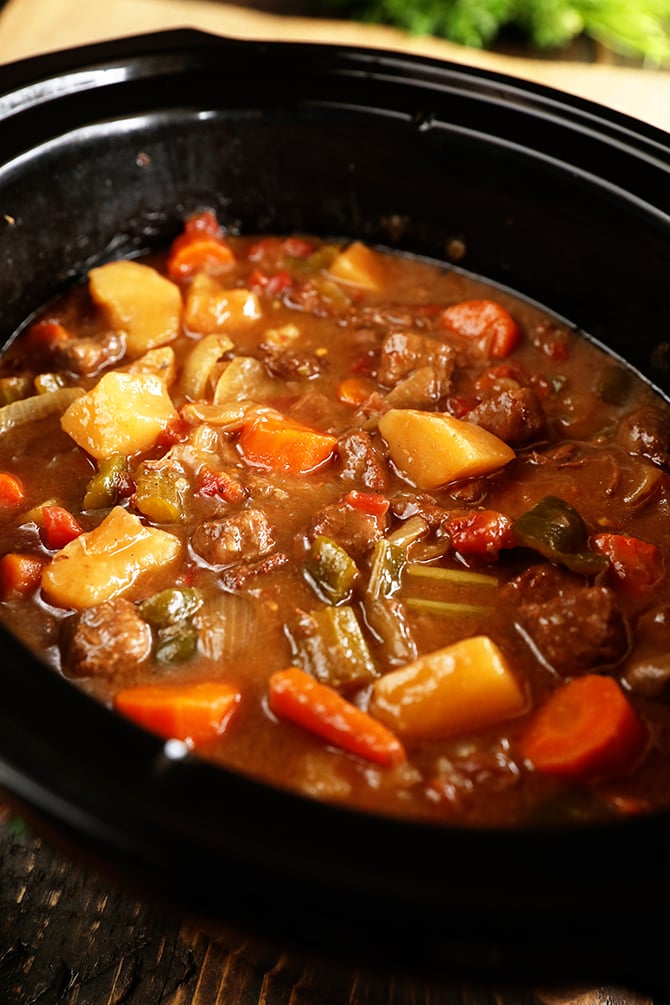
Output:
364 596 417 667
294 605 378 689
405 597 493 616
405 564 498 588
140 587 203 629
367 537 406 601
304 535 359 604
83 455 129 511
133 463 188 524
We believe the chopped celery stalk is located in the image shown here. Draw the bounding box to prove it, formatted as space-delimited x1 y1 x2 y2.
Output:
364 596 418 667
83 454 129 510
304 535 359 604
405 597 493 616
154 621 199 663
513 495 608 576
133 463 188 523
140 587 203 628
405 563 498 587
387 515 428 548
294 605 379 689
367 538 406 601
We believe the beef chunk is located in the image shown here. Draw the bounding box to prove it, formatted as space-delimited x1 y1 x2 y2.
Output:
377 331 454 410
220 551 290 591
515 575 629 675
310 500 386 560
192 509 276 567
66 598 152 678
466 385 546 447
259 342 325 380
623 604 670 697
617 406 670 469
337 430 389 492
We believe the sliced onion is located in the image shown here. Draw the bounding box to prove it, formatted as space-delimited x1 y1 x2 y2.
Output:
196 593 258 662
0 386 84 435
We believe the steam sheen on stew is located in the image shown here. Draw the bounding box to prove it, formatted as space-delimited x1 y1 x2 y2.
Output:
1 211 669 828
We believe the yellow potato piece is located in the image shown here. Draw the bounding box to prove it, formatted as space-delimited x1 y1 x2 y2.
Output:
89 260 182 358
42 506 182 610
328 241 385 291
184 274 261 334
378 408 515 489
61 371 178 460
369 636 528 740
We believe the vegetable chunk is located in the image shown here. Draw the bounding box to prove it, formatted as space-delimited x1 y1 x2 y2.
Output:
369 635 527 740
328 241 385 290
115 681 241 748
378 408 515 489
61 371 178 459
42 506 181 610
89 259 182 358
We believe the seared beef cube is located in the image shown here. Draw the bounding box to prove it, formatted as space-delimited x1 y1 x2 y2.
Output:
516 583 629 675
378 331 454 386
192 509 276 568
310 500 386 560
378 331 454 408
466 385 546 447
259 342 325 380
66 597 152 678
617 406 670 469
337 430 389 492
58 330 126 377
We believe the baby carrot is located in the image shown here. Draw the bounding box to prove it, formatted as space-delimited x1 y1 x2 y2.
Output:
268 667 406 768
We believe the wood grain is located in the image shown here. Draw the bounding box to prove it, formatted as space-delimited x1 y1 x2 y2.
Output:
0 821 656 1005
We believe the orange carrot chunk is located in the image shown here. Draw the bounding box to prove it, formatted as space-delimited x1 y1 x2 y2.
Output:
114 681 241 748
0 472 26 508
166 211 235 280
0 553 46 600
268 666 406 768
441 299 521 358
238 413 337 476
522 674 647 781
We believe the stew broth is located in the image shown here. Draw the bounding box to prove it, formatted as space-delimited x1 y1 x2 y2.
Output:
1 214 669 827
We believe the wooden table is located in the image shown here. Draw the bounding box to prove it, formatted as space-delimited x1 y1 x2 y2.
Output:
0 3 668 1003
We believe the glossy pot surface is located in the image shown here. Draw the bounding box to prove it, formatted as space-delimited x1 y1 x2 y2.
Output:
1 29 670 992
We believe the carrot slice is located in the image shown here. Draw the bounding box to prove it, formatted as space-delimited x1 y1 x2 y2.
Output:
238 413 337 476
268 666 406 768
40 505 84 549
114 681 241 747
440 299 521 358
167 210 235 280
522 675 647 781
0 472 25 507
337 376 376 406
0 553 46 600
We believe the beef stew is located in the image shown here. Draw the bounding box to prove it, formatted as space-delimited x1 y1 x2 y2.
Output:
1 212 669 828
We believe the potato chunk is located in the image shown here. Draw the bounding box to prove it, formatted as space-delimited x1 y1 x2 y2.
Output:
42 506 182 610
184 274 261 334
328 241 384 291
378 408 515 489
61 371 178 459
369 636 527 740
89 260 182 358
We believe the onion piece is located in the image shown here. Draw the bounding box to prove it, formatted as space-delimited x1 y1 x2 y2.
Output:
405 563 498 588
0 386 84 435
196 593 258 662
405 597 493 617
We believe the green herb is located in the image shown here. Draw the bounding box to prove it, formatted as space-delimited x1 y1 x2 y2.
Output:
322 0 670 64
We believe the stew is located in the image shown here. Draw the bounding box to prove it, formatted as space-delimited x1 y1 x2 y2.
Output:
1 210 669 827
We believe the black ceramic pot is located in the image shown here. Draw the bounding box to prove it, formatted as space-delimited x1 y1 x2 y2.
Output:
1 29 670 994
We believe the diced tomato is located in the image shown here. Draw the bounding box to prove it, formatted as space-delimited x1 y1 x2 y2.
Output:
160 416 192 446
183 210 223 238
197 466 247 503
281 236 315 259
342 490 389 516
591 533 664 596
249 267 293 297
444 510 514 559
446 394 480 419
24 320 72 354
247 237 283 262
40 506 84 549
441 299 521 358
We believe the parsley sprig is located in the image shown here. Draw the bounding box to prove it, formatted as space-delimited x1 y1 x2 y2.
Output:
322 0 670 64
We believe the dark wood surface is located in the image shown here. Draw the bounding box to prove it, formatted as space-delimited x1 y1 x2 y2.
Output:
0 813 658 1005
